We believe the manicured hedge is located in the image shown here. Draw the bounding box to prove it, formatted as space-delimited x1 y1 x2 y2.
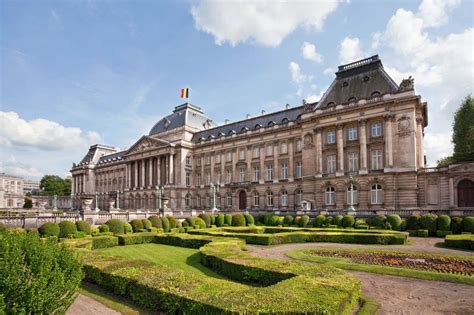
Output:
58 221 77 238
386 215 402 231
167 216 177 229
407 215 421 230
244 213 254 226
199 214 211 227
417 229 429 237
91 236 118 249
334 215 343 227
105 219 125 235
444 234 474 250
437 215 451 231
372 215 386 228
75 220 91 234
313 215 325 228
161 216 170 232
299 215 310 227
39 222 60 237
130 219 144 232
284 215 294 226
463 216 474 233
420 214 437 236
124 222 133 234
342 215 355 228
149 216 163 229
142 219 152 230
232 214 246 226
118 232 158 245
224 214 233 226
98 224 110 233
215 214 225 227
451 217 463 234
436 230 453 237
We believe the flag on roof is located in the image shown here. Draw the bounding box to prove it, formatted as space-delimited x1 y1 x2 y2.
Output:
181 88 189 98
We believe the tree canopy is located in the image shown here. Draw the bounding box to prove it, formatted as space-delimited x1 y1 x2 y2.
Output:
40 175 71 196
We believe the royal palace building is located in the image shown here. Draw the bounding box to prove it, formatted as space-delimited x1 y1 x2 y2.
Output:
71 55 474 212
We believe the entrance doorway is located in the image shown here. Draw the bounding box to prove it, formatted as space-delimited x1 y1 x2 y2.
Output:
458 179 474 207
239 190 247 210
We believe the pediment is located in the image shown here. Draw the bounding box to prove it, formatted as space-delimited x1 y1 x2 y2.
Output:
125 136 171 155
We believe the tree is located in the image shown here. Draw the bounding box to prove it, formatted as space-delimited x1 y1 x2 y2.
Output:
23 198 32 209
452 95 474 163
436 156 454 168
40 175 71 196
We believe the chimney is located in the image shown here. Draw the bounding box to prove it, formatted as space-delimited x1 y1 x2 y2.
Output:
285 104 290 110
246 114 251 119
261 110 266 116
225 119 230 124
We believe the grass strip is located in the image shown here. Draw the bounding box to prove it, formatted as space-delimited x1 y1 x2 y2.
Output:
356 294 381 315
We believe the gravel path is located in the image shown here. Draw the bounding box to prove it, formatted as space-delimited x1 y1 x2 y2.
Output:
67 294 120 315
246 239 474 315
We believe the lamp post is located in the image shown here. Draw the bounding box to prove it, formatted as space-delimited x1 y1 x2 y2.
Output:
156 185 164 215
116 191 120 209
53 194 58 211
70 193 74 211
94 192 100 211
347 176 356 213
210 182 219 213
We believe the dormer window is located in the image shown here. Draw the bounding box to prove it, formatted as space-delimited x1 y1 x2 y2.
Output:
371 91 381 97
327 102 335 107
348 97 357 103
255 124 262 130
281 118 289 124
268 121 276 127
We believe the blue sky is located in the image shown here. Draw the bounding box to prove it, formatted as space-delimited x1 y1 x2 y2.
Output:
1 0 473 179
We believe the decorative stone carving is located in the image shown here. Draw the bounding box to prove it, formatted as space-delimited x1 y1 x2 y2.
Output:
398 76 414 91
303 133 314 149
82 198 93 212
383 113 396 122
303 99 313 112
397 116 412 137
128 137 167 155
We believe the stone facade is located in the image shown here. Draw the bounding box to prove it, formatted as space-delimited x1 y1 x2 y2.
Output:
71 55 474 212
0 173 24 208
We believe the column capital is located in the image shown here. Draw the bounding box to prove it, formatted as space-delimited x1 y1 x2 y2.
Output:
416 116 424 125
383 113 396 122
336 123 344 130
358 118 368 125
314 127 323 134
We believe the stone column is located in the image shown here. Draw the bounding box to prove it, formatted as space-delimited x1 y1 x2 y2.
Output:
169 154 174 184
246 146 252 182
157 157 161 185
416 116 424 169
359 119 368 174
148 158 153 187
288 138 294 181
220 152 225 186
140 160 145 188
336 124 344 175
134 162 138 189
232 150 237 183
200 155 205 186
384 113 395 168
166 155 170 184
273 141 279 183
449 177 454 207
316 128 323 175
210 153 215 183
259 146 265 184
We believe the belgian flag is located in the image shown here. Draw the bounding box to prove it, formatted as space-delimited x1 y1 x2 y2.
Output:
181 88 189 99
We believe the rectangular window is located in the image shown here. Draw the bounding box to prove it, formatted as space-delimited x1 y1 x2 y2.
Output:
296 161 302 178
280 191 288 206
267 192 273 207
227 152 232 162
186 156 190 165
239 167 245 182
205 156 211 164
196 174 202 186
266 164 273 181
205 172 210 185
226 194 232 207
253 192 260 206
239 149 245 160
327 131 336 144
253 167 260 182
327 155 336 173
196 158 201 166
266 144 273 156
348 152 359 172
281 163 288 179
371 122 382 137
186 172 190 186
280 142 288 154
226 169 232 184
296 139 303 152
216 154 221 163
253 147 260 158
216 171 221 184
348 127 358 141
371 149 383 170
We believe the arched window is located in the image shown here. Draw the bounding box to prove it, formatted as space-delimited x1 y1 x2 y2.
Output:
371 184 383 204
371 91 381 97
281 118 289 124
347 186 358 204
325 186 335 205
348 97 357 103
267 191 274 207
255 124 262 130
267 121 276 127
280 191 288 206
185 194 191 207
253 192 260 207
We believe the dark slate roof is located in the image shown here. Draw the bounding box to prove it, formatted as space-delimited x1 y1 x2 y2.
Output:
149 103 217 136
98 150 126 165
77 144 120 166
191 106 305 143
315 55 399 110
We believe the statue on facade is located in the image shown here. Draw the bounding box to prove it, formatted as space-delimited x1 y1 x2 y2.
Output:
398 76 414 91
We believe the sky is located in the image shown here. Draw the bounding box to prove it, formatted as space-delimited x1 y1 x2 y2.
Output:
1 0 473 180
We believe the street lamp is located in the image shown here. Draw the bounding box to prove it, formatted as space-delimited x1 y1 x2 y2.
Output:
95 192 100 211
210 182 219 213
347 176 356 213
116 190 120 209
53 194 58 211
156 185 164 215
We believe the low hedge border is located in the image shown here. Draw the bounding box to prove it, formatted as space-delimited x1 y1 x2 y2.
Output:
90 236 118 249
444 234 474 250
83 234 361 314
117 232 160 246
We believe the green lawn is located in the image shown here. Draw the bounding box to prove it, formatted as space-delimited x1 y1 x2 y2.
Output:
97 243 226 279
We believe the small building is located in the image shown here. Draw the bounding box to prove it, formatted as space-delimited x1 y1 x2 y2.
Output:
0 173 24 208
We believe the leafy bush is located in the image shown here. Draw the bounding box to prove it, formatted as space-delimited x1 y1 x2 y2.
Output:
182 220 189 227
435 230 453 237
168 216 178 229
148 215 163 229
334 215 343 227
269 215 281 226
342 215 355 228
244 214 254 226
161 216 170 232
0 231 82 314
58 221 77 238
38 222 60 237
294 216 302 226
417 229 429 237
406 215 421 230
142 219 152 230
195 217 207 229
324 216 334 226
0 223 6 233
118 232 158 245
199 214 211 227
123 222 133 234
105 219 125 235
91 236 118 249
75 220 91 234
386 215 402 231
444 234 474 250
215 214 225 227
451 217 463 234
98 224 110 233
231 214 246 227
400 218 407 231
436 215 451 231
372 215 386 228
354 219 366 227
299 215 310 227
210 215 216 225
283 215 294 226
313 215 325 228
130 219 144 232
463 216 474 233
224 214 233 226
420 214 438 236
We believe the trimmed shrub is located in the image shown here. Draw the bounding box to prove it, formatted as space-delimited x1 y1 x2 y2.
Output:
372 215 386 228
244 214 255 226
105 219 125 235
400 218 407 231
406 215 421 230
216 214 225 227
386 215 402 231
283 215 294 226
231 214 246 227
0 231 82 314
407 230 418 237
142 219 152 230
463 216 474 233
98 224 110 233
420 214 437 236
194 217 207 229
417 229 429 237
342 215 355 228
210 215 216 225
118 232 158 245
149 216 162 229
269 215 281 226
299 215 310 227
444 234 474 250
436 230 453 237
294 216 302 226
91 236 118 249
437 215 451 231
182 220 189 227
224 214 233 226
334 215 343 227
313 215 325 228
0 222 6 232
277 216 285 226
451 217 463 234
75 220 91 234
186 216 197 227
262 213 273 225
161 216 170 232
58 221 77 238
38 222 60 237
123 222 133 234
324 216 334 227
199 214 211 228
130 219 144 232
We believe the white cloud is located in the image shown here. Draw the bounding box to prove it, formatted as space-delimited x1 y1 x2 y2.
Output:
424 133 453 166
301 42 323 63
191 0 341 47
339 36 365 64
0 111 101 151
418 0 460 27
323 67 335 75
289 62 312 84
0 156 43 178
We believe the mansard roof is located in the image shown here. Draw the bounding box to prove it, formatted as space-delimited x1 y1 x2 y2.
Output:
97 150 126 165
77 144 120 166
191 105 304 143
148 103 217 136
315 55 399 110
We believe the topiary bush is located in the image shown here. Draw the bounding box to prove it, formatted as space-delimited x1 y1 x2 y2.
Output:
142 219 152 230
334 215 343 227
406 215 421 230
400 218 407 231
282 215 293 226
372 215 386 228
224 214 233 226
436 215 451 231
98 224 110 233
161 216 170 232
215 214 225 227
324 216 334 227
299 215 310 227
194 217 207 229
463 216 474 233
149 216 163 229
105 219 125 235
451 217 463 234
313 215 325 228
420 214 438 236
386 215 402 231
167 216 177 229
75 221 91 234
232 214 246 227
269 215 281 226
58 221 77 238
130 219 144 232
123 222 133 234
342 215 355 228
199 214 211 228
210 215 216 225
0 231 82 313
38 222 60 237
294 216 302 226
244 214 255 226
